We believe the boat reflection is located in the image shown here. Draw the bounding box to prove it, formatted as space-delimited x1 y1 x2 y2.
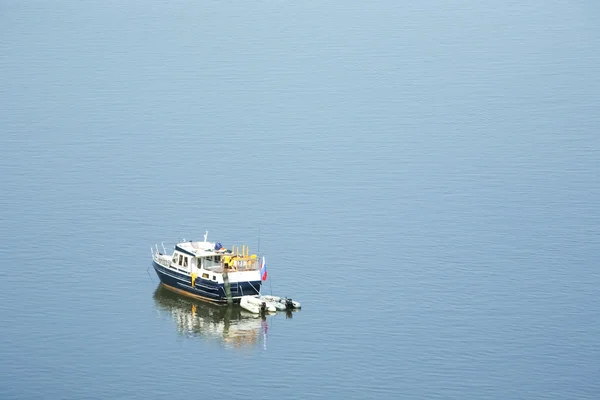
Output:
153 284 272 349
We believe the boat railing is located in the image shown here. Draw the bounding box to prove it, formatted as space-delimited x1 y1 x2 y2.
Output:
151 245 171 268
223 257 259 272
199 257 258 273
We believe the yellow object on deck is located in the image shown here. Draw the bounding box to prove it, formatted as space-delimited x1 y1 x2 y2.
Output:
191 273 197 287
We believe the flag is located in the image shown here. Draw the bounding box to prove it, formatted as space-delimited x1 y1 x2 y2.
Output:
260 256 267 281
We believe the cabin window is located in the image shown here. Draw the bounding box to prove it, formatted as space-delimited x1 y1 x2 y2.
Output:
172 254 177 264
202 273 209 279
214 256 221 263
183 257 188 267
178 255 183 266
212 275 216 281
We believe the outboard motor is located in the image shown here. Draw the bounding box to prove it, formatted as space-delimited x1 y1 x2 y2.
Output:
285 298 294 310
260 302 267 314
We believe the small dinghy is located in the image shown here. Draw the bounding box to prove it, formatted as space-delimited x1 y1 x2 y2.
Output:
261 295 301 310
240 295 276 314
259 296 287 311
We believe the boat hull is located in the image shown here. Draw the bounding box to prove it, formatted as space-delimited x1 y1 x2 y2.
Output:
152 261 261 304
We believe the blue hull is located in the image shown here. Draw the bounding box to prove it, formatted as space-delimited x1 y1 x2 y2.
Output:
152 261 261 304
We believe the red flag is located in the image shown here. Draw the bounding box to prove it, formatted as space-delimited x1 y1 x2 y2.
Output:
260 256 267 281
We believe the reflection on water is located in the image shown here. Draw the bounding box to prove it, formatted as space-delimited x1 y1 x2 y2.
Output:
153 284 286 349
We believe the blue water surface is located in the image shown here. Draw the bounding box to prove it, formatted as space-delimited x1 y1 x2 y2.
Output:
1 1 599 399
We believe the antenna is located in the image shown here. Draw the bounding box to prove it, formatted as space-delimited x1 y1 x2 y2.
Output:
204 230 208 242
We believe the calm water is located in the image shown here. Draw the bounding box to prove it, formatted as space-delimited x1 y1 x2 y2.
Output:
1 1 600 399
